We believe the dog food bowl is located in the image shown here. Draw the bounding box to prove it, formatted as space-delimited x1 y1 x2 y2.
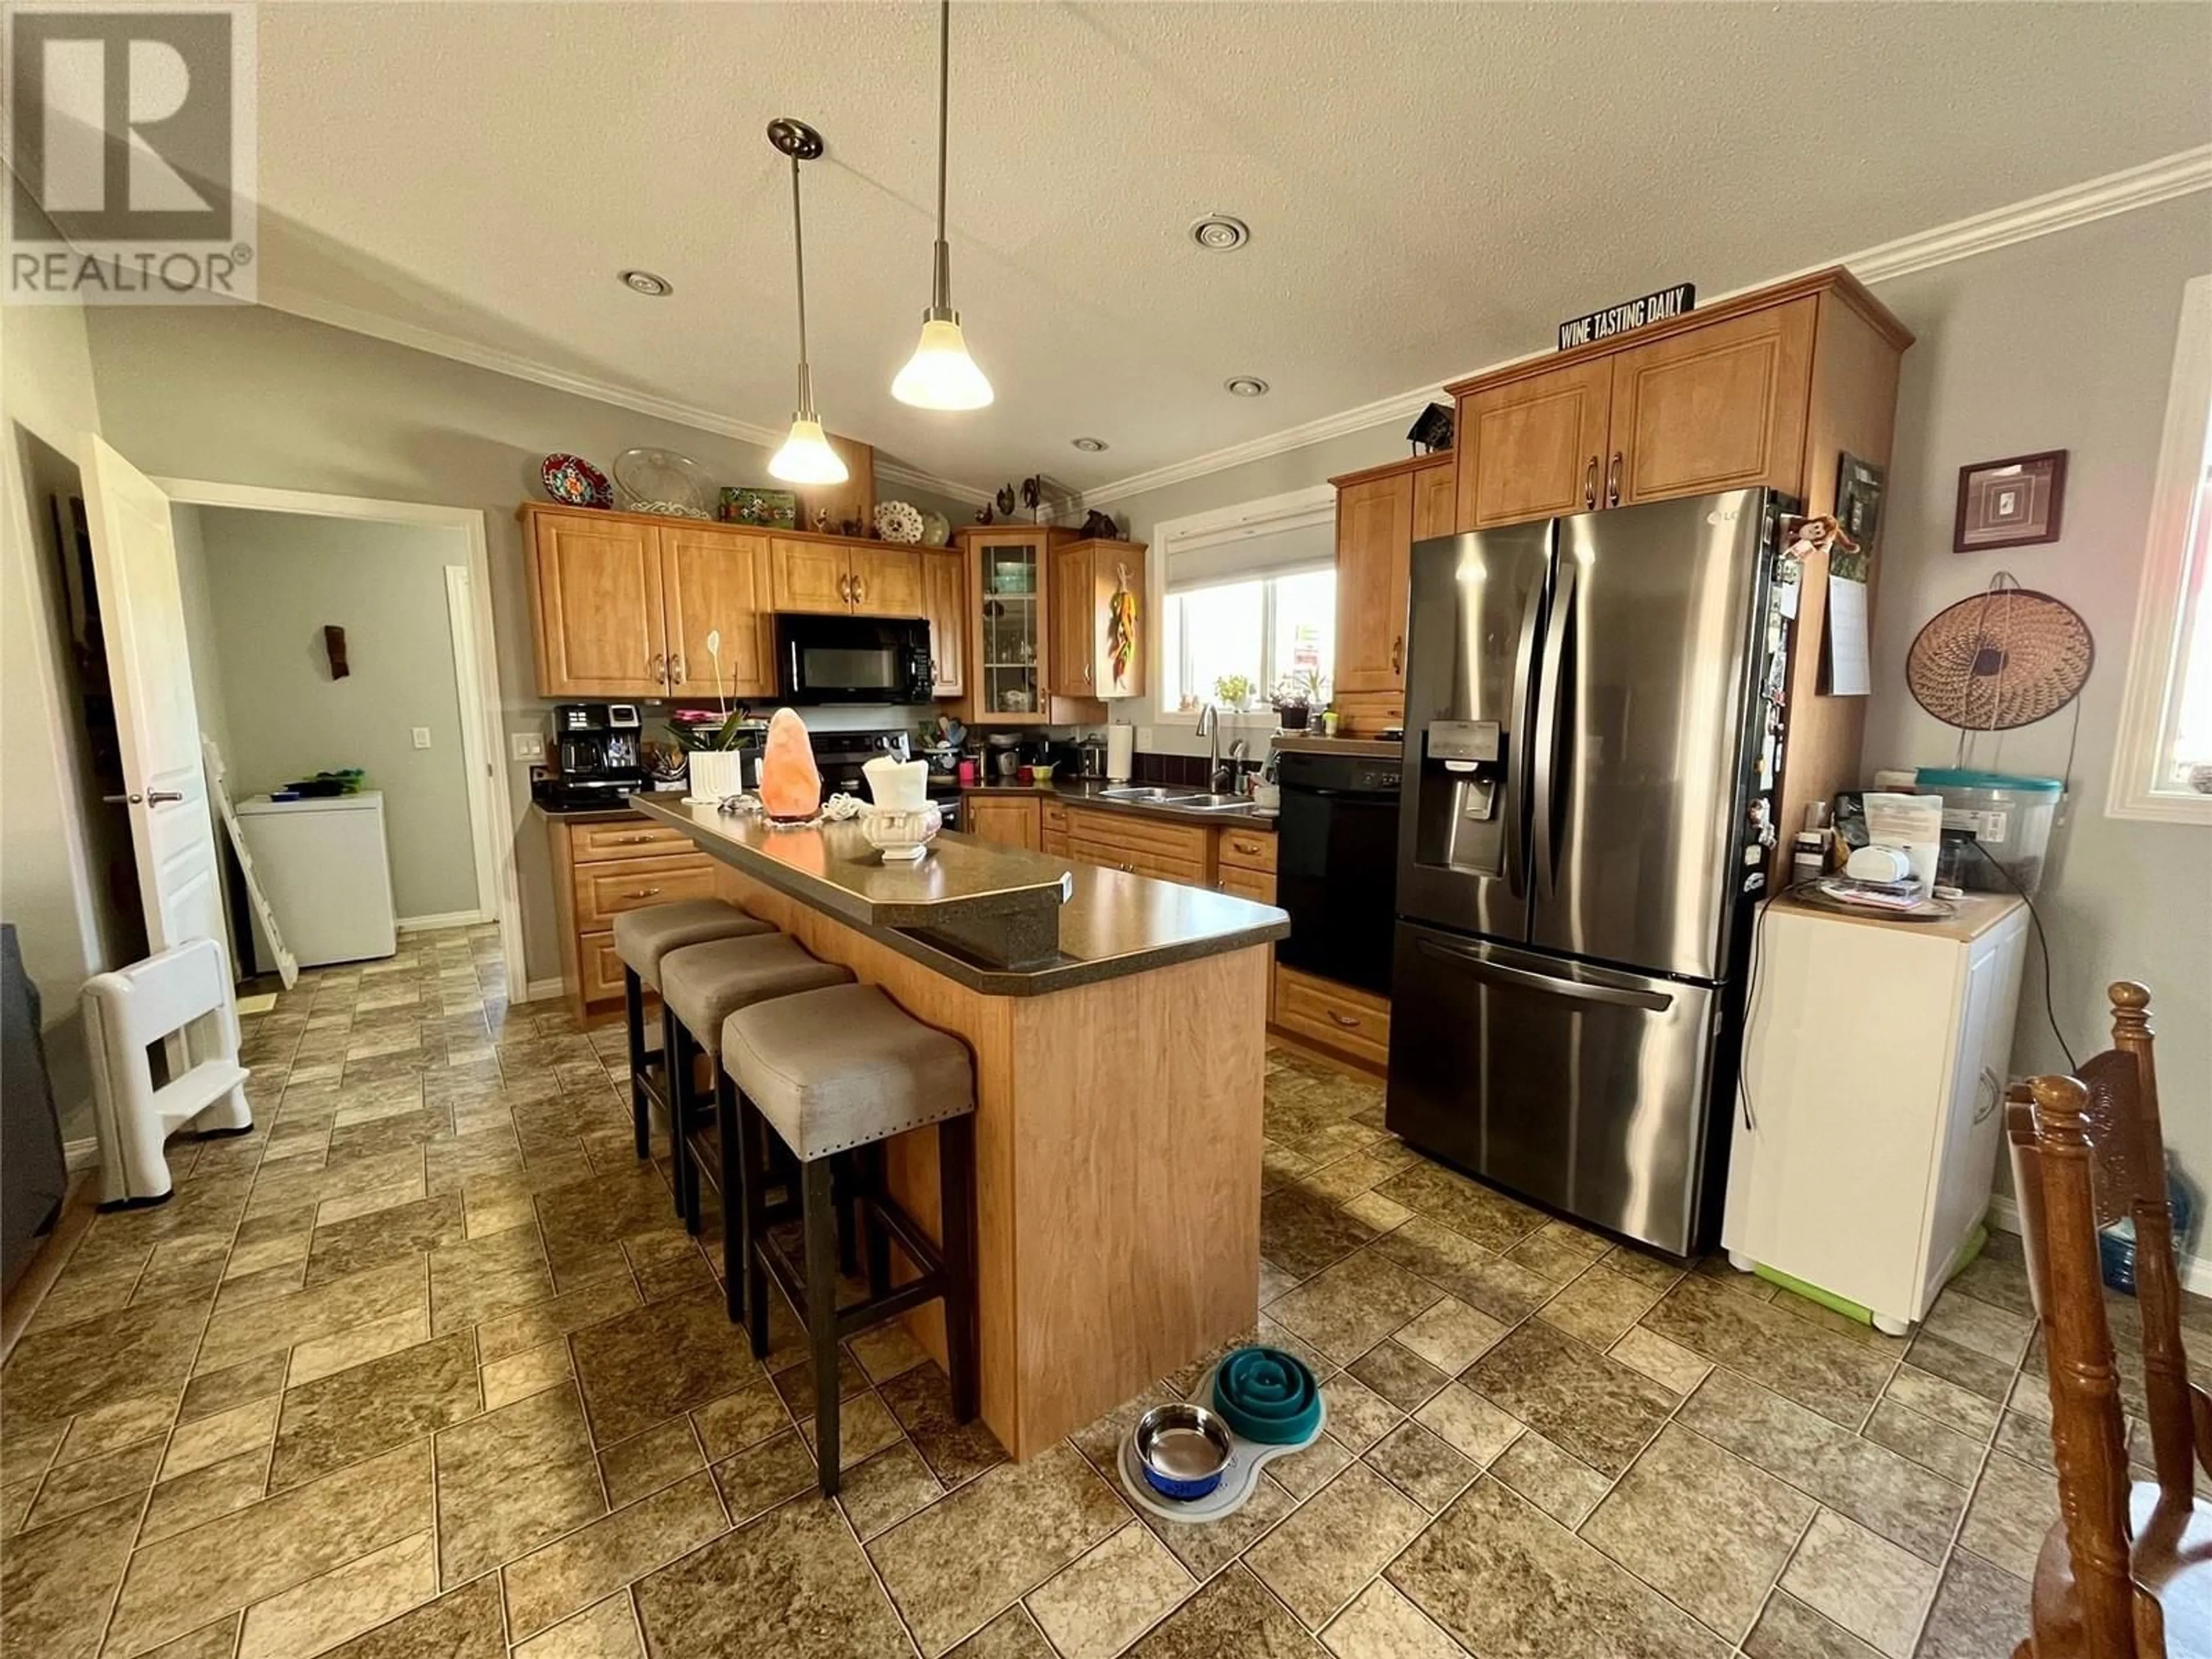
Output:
1131 1403 1233 1501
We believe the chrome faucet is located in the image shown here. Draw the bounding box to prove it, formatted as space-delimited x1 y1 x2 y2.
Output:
1196 704 1219 791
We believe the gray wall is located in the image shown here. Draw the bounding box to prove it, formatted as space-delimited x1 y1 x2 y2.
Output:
186 506 479 922
83 303 970 988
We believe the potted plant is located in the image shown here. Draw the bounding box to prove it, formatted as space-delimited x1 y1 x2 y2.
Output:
1213 673 1256 713
1271 668 1328 732
667 707 753 799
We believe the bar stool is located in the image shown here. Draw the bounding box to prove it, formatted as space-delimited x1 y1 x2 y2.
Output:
722 983 978 1499
612 900 771 1180
658 934 851 1251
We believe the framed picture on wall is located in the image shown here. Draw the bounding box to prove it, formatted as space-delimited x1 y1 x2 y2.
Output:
1954 450 2067 553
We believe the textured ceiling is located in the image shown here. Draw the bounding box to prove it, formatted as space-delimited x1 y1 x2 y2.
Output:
249 2 2212 497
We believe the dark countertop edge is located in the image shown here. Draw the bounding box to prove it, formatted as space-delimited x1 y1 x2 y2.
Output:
631 798 1288 997
961 783 1278 832
530 793 692 824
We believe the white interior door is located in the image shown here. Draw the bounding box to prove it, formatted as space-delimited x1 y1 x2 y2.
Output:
78 437 232 994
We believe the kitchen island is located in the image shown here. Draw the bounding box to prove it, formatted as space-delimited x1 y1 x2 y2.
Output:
630 796 1288 1457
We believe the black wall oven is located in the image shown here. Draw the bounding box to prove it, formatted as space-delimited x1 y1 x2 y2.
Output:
1274 743 1403 996
776 615 932 704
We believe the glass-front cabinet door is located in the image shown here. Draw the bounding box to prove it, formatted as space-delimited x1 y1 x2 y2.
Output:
976 536 1044 721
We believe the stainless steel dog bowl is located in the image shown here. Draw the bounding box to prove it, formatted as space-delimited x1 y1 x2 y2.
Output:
1132 1402 1234 1500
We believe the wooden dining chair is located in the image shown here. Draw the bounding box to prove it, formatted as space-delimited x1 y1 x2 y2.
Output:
2005 983 2210 1659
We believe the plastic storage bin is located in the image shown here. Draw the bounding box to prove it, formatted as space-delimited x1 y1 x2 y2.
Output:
1915 768 2062 896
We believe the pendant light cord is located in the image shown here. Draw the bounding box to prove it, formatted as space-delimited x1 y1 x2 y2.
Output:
930 0 953 316
789 150 813 419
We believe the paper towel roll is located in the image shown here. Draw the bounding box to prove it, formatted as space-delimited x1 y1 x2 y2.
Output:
1105 724 1134 783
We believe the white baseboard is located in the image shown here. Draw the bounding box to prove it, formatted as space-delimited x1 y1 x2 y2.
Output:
396 910 490 932
64 1138 100 1172
1986 1194 2212 1297
519 976 566 1006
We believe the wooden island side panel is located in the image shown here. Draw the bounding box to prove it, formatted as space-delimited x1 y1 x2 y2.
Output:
709 863 1267 1457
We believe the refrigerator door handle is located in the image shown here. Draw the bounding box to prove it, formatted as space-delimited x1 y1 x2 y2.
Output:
1504 563 1546 900
1531 561 1575 897
1414 936 1674 1013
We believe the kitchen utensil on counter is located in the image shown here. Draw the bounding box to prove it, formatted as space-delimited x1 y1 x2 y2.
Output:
1130 1403 1233 1501
1031 762 1056 788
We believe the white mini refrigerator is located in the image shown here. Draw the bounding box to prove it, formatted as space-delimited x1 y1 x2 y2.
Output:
234 793 399 971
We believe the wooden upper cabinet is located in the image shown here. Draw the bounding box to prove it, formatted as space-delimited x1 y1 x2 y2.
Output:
849 546 925 619
1412 459 1456 541
1607 297 1816 506
660 525 774 699
1332 469 1415 695
1049 543 1095 699
527 510 667 696
1457 356 1613 531
770 537 852 614
1046 540 1146 701
922 548 966 696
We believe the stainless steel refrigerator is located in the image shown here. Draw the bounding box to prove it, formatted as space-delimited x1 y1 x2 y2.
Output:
1386 488 1796 1256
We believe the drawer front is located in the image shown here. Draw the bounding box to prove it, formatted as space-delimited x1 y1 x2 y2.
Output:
1062 806 1211 868
1215 866 1276 904
1274 965 1391 1067
573 853 719 929
580 930 626 1003
1216 828 1277 875
1040 830 1070 858
573 819 694 861
1041 800 1070 835
1068 838 1207 888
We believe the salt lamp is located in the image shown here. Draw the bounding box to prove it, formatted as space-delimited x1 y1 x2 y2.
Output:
758 708 821 825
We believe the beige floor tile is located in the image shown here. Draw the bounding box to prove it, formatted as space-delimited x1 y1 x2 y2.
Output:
838 1438 949 1541
1392 1298 1507 1377
1778 1510 1939 1659
1362 1422 1478 1514
1539 1267 1664 1349
1320 1372 1405 1453
0 1493 142 1658
199 1260 425 1376
1487 1431 1609 1528
22 1434 165 1529
140 1447 274 1545
483 1339 575 1412
162 1394 282 1482
1412 1383 1520 1467
432 1383 606 1586
1607 1327 1711 1397
1321 1580 1467 1659
473 1272 638 1364
1741 1591 1881 1658
1957 1448 2058 1579
946 1606 1057 1659
636 1497 911 1658
235 1529 435 1659
1247 1462 1427 1628
316 1576 504 1659
271 1331 479 1491
1124 1565 1322 1659
56 1392 177 1467
1025 1521 1196 1659
502 1468 727 1640
513 1594 645 1659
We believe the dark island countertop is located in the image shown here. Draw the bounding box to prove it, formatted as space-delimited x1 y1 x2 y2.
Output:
629 796 1286 995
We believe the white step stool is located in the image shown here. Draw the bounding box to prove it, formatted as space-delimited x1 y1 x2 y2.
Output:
81 938 255 1208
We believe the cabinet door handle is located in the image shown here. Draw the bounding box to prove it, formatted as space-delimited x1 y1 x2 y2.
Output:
1605 452 1622 507
1584 456 1599 510
613 835 653 844
649 652 668 684
1389 635 1403 675
623 887 664 901
668 654 685 685
838 574 851 603
852 577 865 605
1327 1010 1361 1029
1083 662 1092 683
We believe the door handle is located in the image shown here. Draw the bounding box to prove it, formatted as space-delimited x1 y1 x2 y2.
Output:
668 654 685 685
1415 937 1673 1012
1083 662 1092 683
1389 635 1403 676
623 887 664 901
1584 457 1598 510
1531 561 1575 898
103 792 143 805
1605 452 1622 507
838 574 853 603
145 790 184 805
649 652 667 685
1503 556 1546 902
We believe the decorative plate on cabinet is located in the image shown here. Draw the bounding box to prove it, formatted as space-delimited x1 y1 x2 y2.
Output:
540 453 612 508
612 448 714 518
920 509 952 547
874 499 926 544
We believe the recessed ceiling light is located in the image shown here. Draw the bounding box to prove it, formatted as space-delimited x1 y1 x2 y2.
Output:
1225 376 1270 397
1190 214 1250 252
619 270 673 297
1071 437 1108 453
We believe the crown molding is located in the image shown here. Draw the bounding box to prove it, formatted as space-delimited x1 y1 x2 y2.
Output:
1078 144 2212 509
254 289 995 505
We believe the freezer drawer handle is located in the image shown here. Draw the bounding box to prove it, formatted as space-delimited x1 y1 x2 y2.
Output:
1414 937 1673 1013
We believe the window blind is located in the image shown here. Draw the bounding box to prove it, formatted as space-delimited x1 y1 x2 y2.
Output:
1164 516 1335 593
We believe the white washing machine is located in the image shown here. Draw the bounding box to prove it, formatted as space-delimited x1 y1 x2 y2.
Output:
234 792 398 972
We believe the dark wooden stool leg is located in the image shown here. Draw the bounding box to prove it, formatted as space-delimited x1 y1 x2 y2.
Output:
738 1096 771 1361
939 1116 979 1424
624 967 650 1160
862 1145 892 1300
802 1157 842 1498
835 1160 860 1279
669 1017 702 1234
662 1003 684 1218
716 1069 744 1325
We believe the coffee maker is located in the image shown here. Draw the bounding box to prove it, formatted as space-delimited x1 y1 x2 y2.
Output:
536 704 648 809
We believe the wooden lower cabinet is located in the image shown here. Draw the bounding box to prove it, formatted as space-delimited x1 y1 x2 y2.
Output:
1039 798 1070 857
1063 806 1212 886
1273 964 1392 1071
966 796 1041 851
546 812 721 1022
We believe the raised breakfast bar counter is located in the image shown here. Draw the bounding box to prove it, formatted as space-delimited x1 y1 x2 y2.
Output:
630 793 1289 1458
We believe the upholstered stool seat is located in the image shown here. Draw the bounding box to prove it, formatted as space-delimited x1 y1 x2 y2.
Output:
657 934 852 1241
724 982 978 1499
613 900 771 990
722 983 974 1160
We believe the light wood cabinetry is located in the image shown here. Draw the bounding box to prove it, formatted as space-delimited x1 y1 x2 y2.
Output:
1064 806 1213 885
770 537 851 613
850 544 926 618
922 548 967 697
544 810 721 1022
966 796 1041 851
1328 454 1450 736
1457 356 1614 531
1274 964 1392 1071
1605 299 1815 507
769 537 925 619
660 524 774 699
1412 461 1457 541
1039 798 1070 857
1047 540 1147 701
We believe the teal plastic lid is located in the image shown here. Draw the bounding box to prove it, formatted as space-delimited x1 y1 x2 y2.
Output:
1914 768 2064 796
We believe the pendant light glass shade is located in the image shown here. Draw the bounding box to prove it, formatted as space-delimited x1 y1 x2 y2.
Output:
770 416 847 484
766 118 847 486
893 0 992 410
893 315 992 410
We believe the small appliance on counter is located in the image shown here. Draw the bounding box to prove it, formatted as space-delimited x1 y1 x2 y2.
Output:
533 703 654 811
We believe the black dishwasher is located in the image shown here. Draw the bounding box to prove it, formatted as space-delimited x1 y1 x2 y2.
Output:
1273 745 1403 996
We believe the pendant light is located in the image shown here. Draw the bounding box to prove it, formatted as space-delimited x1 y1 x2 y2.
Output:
767 118 849 485
892 0 993 410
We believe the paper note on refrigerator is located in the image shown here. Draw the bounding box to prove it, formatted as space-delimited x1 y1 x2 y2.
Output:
1823 575 1872 696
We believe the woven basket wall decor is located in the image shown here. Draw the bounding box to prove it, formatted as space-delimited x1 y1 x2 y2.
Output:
1906 585 2092 732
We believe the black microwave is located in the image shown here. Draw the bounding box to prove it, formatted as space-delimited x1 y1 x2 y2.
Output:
775 614 933 704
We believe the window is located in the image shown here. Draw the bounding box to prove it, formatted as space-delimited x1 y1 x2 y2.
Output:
1161 570 1336 715
2111 274 2212 824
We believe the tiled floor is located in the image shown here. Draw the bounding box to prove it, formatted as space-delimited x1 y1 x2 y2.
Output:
3 926 2206 1659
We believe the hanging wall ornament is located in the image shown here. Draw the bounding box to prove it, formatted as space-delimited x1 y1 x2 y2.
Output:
1906 577 2092 733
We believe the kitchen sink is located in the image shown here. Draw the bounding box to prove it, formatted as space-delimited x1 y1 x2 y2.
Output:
1096 786 1188 802
1175 794 1259 811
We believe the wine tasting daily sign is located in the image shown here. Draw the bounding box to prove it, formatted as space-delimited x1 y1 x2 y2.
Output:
1558 283 1695 351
